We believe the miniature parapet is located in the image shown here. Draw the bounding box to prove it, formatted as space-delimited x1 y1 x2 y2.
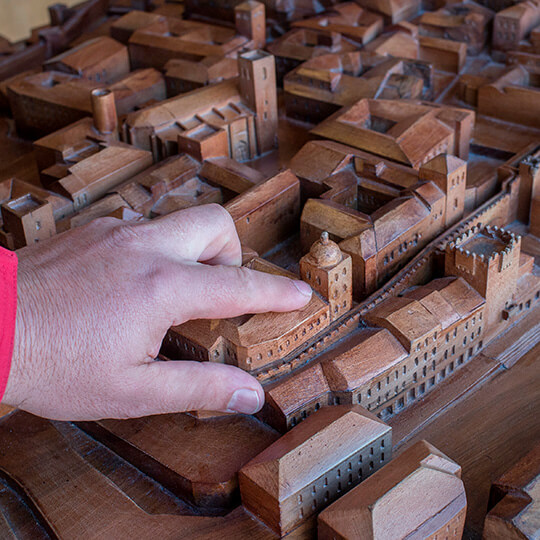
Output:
311 99 474 169
122 50 278 162
284 52 432 123
239 405 392 536
483 443 540 539
318 440 466 540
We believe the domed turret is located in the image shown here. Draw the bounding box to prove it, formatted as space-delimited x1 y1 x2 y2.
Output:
308 231 343 267
300 231 352 322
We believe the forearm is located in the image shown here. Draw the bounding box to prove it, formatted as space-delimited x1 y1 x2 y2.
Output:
0 247 17 403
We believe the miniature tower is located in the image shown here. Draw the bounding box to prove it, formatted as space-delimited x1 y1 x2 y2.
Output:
300 231 352 321
419 154 466 228
235 1 266 49
238 50 278 155
445 225 521 329
1 194 56 249
91 88 118 137
517 152 540 224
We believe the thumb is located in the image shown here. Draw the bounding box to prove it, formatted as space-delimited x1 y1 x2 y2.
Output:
127 360 264 417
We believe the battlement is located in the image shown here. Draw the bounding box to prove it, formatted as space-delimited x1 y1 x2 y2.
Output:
446 224 521 274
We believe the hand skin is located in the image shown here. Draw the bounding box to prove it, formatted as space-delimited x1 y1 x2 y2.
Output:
2 204 312 421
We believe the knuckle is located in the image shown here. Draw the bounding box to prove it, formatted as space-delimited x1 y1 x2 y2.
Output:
106 222 144 249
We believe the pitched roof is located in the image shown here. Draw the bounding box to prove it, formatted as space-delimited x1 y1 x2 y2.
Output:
322 328 408 391
365 295 441 348
239 406 390 500
266 364 330 416
420 154 466 175
318 440 465 539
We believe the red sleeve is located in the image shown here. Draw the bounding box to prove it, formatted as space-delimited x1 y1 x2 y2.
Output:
0 247 17 402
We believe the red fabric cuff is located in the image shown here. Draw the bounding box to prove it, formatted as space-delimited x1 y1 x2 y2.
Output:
0 247 17 402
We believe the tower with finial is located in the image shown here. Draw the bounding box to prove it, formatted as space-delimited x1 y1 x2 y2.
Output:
300 231 352 321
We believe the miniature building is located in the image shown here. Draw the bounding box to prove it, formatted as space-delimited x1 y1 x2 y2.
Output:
43 37 130 84
262 363 332 432
518 150 540 223
7 68 166 137
483 443 540 539
291 4 384 46
235 1 266 49
123 50 278 162
166 255 331 372
311 99 475 169
419 154 467 228
239 405 392 536
164 57 239 97
419 1 494 56
477 65 540 129
445 225 522 329
318 440 466 540
127 15 255 72
493 0 540 52
267 29 358 83
355 0 420 23
300 231 353 321
1 194 56 249
284 52 431 123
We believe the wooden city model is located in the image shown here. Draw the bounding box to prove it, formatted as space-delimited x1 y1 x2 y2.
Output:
0 0 539 538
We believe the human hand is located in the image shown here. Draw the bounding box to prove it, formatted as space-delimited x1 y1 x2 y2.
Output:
3 204 312 420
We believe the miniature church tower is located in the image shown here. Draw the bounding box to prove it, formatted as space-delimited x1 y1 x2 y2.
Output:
238 50 278 155
518 152 540 224
300 231 352 321
419 154 466 228
445 225 521 328
235 1 266 49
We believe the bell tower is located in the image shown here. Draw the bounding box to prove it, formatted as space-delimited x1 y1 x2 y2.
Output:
300 231 352 321
238 50 278 155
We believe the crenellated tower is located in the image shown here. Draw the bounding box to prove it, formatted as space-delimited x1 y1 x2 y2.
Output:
300 231 352 321
445 224 521 328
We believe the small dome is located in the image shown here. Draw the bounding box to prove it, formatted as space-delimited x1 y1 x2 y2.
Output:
308 232 342 267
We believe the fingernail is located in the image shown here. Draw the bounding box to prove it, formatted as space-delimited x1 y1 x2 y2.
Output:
293 280 312 297
227 388 261 414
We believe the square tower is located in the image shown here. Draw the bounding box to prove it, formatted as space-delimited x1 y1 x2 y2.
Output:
238 50 278 155
445 225 521 329
1 194 56 249
235 1 266 49
300 231 353 321
518 151 540 224
419 154 466 228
